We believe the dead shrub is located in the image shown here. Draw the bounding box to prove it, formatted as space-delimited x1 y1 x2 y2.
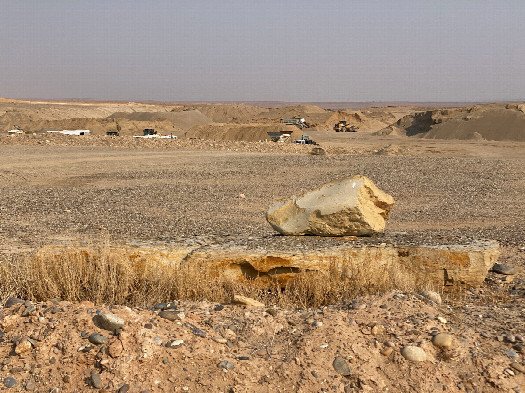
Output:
0 243 429 308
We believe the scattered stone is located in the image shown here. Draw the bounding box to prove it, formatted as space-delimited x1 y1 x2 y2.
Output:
88 333 107 345
158 311 185 322
505 334 517 344
218 360 234 371
333 357 352 376
492 263 516 275
15 338 32 355
510 362 525 373
380 347 393 356
211 337 228 344
108 340 123 358
266 175 395 236
505 349 519 359
401 346 427 362
21 305 36 317
118 384 130 393
25 377 36 391
214 305 224 312
432 333 454 350
92 313 124 332
165 340 184 349
5 297 24 308
437 316 447 324
232 295 265 307
312 321 323 327
421 290 442 304
90 372 103 389
3 377 18 388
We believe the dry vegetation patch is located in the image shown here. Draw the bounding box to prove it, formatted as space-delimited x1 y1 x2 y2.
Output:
0 243 427 308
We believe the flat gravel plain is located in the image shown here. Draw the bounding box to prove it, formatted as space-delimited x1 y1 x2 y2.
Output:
1 143 524 256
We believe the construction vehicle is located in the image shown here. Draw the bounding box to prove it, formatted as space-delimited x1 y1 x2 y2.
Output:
293 135 317 145
267 131 292 142
334 121 357 132
133 128 177 139
7 125 25 135
281 118 310 129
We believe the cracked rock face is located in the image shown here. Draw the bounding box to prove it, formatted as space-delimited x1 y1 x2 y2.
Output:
266 175 395 236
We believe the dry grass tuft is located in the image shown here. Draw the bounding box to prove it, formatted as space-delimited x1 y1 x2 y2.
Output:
0 243 432 308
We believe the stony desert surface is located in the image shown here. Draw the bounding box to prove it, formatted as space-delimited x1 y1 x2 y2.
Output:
0 99 524 392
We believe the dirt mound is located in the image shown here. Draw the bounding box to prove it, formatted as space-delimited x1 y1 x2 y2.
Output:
0 289 523 392
109 109 212 130
192 104 268 123
258 105 329 121
186 123 301 142
387 103 525 141
0 111 180 136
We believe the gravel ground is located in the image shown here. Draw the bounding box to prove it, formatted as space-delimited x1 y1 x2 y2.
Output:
0 143 524 252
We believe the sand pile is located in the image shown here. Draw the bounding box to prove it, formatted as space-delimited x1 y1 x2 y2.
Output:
0 111 180 136
186 123 301 142
192 104 268 123
109 109 212 130
381 103 525 141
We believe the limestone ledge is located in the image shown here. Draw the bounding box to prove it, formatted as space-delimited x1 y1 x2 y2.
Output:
119 240 499 290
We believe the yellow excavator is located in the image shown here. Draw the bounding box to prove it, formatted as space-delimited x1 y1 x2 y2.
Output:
334 121 357 132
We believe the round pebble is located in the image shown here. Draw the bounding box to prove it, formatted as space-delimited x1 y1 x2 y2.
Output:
401 346 427 362
432 333 454 350
333 357 352 376
88 333 107 345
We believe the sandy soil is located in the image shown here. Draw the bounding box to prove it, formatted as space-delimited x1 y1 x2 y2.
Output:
0 100 524 392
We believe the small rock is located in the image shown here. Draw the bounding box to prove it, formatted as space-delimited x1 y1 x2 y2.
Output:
492 263 516 275
421 290 442 304
154 303 168 310
265 308 278 317
380 347 393 356
92 313 124 332
165 340 184 348
332 357 352 376
3 377 18 388
506 349 519 359
432 333 454 350
312 321 323 327
90 372 103 389
211 337 228 344
214 305 224 312
88 333 107 345
192 328 206 338
510 362 525 373
5 297 24 308
15 338 32 355
401 346 427 362
25 377 36 391
108 340 123 358
437 317 447 324
118 383 130 393
505 334 517 344
218 360 234 370
158 311 185 322
21 305 36 317
232 295 264 307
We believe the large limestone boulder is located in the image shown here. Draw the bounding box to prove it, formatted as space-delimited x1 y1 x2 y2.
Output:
266 175 394 236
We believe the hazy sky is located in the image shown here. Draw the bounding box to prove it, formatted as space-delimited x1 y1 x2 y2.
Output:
1 0 524 102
